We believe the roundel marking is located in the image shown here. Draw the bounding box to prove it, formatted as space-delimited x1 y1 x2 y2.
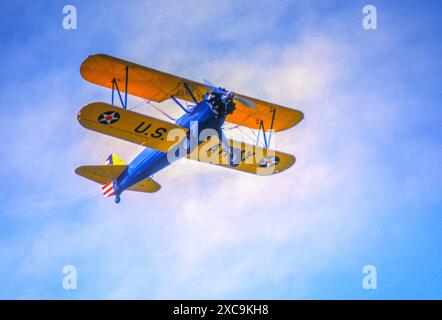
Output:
98 111 120 125
258 156 280 168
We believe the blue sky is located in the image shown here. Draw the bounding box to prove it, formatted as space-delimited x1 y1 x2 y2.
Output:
0 0 441 299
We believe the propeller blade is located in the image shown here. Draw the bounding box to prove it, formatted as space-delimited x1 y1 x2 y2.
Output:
234 95 256 109
204 78 256 109
203 79 216 92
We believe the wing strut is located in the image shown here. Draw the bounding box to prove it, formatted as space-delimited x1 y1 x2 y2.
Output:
171 95 189 113
111 65 129 109
183 82 198 104
170 82 198 114
255 109 276 149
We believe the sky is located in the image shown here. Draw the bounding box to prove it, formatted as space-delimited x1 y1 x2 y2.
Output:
0 0 441 299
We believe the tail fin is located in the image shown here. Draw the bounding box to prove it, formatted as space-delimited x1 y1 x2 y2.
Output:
105 154 126 165
101 181 115 197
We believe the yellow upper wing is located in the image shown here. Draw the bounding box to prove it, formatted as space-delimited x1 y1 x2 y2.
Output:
77 102 187 152
80 54 304 132
186 136 295 176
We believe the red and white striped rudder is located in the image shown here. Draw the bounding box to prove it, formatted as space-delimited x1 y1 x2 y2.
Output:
101 181 115 197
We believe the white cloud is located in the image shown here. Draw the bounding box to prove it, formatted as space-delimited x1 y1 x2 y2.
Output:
4 35 360 299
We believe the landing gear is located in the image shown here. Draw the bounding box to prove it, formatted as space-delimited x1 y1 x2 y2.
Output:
115 195 121 204
228 147 241 167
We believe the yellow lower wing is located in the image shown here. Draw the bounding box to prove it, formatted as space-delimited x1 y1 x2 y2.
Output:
77 102 186 152
75 165 160 193
186 137 295 175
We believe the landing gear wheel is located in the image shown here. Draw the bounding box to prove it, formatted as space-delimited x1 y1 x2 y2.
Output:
115 195 121 204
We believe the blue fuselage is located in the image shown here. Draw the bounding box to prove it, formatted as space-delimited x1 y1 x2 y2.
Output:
114 99 225 195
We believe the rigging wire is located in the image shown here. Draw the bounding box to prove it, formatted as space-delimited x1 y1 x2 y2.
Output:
129 99 177 122
128 99 150 111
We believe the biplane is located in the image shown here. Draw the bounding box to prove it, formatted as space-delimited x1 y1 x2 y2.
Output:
75 54 304 203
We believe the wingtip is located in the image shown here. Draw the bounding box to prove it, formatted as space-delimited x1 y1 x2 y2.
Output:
74 166 81 175
80 54 107 80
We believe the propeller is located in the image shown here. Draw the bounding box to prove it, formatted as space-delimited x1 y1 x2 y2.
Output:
203 79 256 109
202 79 251 165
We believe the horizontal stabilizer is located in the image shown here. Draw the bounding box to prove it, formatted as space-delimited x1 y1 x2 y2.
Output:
75 165 161 193
75 165 127 185
128 178 161 193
